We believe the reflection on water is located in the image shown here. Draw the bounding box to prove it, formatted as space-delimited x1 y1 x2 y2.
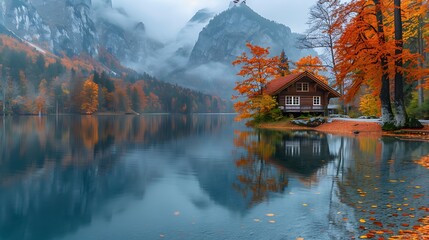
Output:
0 115 428 240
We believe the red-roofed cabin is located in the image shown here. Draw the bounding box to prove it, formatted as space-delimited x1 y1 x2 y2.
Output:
265 71 341 115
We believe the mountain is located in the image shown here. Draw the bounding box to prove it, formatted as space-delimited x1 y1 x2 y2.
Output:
144 8 216 78
189 4 313 66
0 0 317 108
164 3 316 98
0 0 161 61
0 0 97 56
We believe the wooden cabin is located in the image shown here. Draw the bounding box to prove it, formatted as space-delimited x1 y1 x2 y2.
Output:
265 71 341 115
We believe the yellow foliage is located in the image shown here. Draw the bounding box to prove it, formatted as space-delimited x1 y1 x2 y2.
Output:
359 93 381 116
80 77 99 114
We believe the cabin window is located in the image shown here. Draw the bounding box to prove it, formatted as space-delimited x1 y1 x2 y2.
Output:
313 96 321 105
296 82 309 92
286 96 300 105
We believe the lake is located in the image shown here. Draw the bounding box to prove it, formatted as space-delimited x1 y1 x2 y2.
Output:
0 115 428 240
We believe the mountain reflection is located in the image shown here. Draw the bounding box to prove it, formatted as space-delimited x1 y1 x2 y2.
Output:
0 115 228 240
233 129 335 206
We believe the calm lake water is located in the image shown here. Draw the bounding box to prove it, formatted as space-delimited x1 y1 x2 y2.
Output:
0 115 428 240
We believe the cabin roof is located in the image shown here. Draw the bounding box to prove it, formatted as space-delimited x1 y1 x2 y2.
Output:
265 71 341 97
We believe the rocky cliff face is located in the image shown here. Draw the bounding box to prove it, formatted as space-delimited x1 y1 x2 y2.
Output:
0 0 161 61
165 3 316 98
0 0 97 56
189 4 314 66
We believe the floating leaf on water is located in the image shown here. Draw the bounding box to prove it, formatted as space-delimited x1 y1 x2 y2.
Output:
373 221 383 227
302 204 308 207
266 213 275 217
389 180 398 183
360 219 366 223
359 235 368 239
386 204 392 208
415 186 421 189
296 238 304 240
269 220 276 223
174 211 180 216
253 219 261 222
371 205 377 208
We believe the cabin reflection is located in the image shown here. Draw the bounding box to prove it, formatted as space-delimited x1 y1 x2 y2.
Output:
231 130 335 209
272 131 335 176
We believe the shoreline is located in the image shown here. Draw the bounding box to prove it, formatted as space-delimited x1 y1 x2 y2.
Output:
259 119 429 140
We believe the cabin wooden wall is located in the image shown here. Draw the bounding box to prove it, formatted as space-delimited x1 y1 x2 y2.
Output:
277 78 329 109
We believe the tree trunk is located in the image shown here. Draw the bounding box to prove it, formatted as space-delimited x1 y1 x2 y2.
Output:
417 16 425 106
374 0 394 126
393 0 407 128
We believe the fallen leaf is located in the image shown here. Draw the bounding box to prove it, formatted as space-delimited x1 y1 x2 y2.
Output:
266 213 275 217
373 221 383 227
360 219 366 223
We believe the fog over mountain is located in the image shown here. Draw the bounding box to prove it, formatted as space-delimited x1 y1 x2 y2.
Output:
0 0 316 99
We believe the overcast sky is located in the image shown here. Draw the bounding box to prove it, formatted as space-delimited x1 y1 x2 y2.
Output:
112 0 318 41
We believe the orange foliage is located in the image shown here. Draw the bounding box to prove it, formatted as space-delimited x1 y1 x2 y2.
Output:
292 55 327 82
130 80 148 112
232 42 280 121
333 0 428 101
80 76 99 114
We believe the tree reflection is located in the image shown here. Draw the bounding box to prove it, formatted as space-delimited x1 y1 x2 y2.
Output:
335 136 429 239
233 129 335 207
0 114 228 240
233 130 288 206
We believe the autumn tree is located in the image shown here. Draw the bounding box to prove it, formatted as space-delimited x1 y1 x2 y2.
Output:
232 43 281 122
130 81 147 113
292 55 327 81
334 0 419 128
393 0 408 127
359 93 381 116
80 76 99 114
278 49 290 76
402 0 429 106
35 79 48 114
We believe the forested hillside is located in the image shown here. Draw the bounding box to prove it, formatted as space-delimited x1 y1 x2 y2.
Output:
0 36 230 115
